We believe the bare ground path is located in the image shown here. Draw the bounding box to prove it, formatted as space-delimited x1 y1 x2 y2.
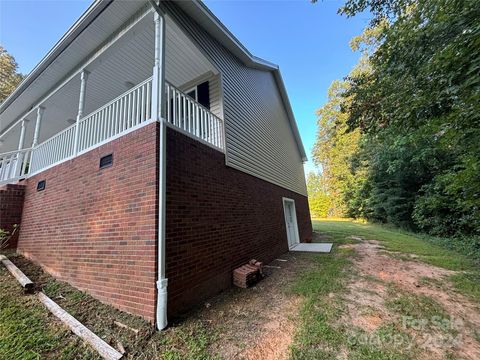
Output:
208 220 480 360
340 238 480 359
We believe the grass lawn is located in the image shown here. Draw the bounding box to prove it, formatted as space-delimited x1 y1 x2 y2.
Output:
1 219 478 359
289 219 480 359
0 263 99 359
311 219 479 302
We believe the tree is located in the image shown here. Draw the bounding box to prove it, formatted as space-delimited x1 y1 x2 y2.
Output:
0 46 24 103
310 28 376 218
312 79 361 217
341 0 480 235
306 171 331 218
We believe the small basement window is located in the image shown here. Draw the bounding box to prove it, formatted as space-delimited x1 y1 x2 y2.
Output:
37 180 46 191
99 154 113 169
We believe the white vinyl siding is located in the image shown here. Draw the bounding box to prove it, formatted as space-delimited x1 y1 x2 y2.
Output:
178 73 223 119
208 74 223 119
163 2 307 196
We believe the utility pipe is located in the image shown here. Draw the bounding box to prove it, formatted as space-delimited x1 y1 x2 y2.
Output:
149 0 168 331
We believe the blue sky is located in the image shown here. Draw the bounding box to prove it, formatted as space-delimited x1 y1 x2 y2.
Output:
0 0 369 174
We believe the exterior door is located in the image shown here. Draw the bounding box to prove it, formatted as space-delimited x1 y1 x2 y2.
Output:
283 198 300 249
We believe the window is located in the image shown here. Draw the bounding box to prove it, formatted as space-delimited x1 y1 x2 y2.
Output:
197 81 210 109
186 87 197 101
185 81 210 109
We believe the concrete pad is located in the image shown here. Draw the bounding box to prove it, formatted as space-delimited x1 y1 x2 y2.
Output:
290 243 333 253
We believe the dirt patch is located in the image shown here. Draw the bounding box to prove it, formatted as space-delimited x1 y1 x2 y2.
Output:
197 253 315 359
343 276 392 332
342 238 480 360
239 296 301 360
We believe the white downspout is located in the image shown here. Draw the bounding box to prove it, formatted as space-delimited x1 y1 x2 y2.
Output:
150 0 168 331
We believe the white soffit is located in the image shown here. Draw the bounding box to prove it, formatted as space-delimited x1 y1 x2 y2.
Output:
0 0 148 136
0 0 306 161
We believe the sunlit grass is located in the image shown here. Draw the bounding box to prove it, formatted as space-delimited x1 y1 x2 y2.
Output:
290 219 480 359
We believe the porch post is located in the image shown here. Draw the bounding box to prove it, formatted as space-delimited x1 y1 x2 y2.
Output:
15 119 28 176
151 11 165 121
73 70 89 155
18 120 27 151
32 107 44 148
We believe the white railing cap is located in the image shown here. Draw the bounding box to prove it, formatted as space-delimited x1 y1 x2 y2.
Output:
0 148 33 157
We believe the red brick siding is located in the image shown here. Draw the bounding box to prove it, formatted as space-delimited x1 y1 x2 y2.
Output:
0 183 25 249
17 123 158 321
14 122 312 321
166 128 312 315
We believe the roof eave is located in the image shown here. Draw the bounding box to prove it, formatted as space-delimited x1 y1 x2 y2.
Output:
1 0 308 162
0 0 112 115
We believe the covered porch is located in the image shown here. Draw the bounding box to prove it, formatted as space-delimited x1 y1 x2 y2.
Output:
0 2 224 184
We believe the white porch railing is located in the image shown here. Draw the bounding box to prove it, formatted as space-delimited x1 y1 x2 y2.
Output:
29 125 76 174
0 78 224 184
29 77 153 175
166 82 224 149
77 77 152 152
0 148 32 184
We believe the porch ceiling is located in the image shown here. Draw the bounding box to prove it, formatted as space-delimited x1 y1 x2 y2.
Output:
0 10 217 152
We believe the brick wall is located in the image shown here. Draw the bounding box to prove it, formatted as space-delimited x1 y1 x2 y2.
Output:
0 183 26 249
14 122 312 322
17 123 158 321
166 128 312 315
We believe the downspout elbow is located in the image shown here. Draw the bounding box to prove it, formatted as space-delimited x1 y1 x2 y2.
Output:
156 278 168 330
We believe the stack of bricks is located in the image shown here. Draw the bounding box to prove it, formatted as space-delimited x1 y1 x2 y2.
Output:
233 259 264 288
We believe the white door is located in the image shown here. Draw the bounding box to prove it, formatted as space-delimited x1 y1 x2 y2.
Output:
283 198 300 249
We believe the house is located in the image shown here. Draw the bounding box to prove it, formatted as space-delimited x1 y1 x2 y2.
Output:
0 0 312 330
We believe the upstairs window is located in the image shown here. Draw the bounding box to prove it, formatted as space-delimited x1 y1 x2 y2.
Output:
185 81 210 110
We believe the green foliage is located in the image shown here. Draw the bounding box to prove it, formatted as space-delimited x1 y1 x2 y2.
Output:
0 267 98 359
313 0 480 240
312 66 368 217
0 228 9 248
0 45 23 103
0 225 17 250
306 171 331 217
